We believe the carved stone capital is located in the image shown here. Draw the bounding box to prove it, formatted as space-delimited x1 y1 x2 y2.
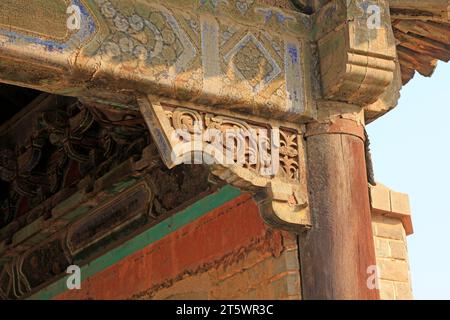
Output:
138 95 310 232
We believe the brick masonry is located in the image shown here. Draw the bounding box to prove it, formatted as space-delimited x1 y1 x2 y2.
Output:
370 184 414 300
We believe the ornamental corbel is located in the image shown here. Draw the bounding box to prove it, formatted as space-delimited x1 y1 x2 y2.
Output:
138 95 311 232
314 0 397 107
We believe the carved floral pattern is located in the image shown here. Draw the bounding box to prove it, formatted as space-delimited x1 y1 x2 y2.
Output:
162 105 301 181
0 98 148 231
279 130 300 180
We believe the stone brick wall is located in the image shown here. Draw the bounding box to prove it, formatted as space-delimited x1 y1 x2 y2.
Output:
370 184 414 300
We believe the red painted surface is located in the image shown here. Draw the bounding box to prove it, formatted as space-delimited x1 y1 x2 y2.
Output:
55 193 281 300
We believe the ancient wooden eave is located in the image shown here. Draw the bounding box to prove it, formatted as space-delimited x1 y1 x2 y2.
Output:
390 0 450 84
0 0 446 237
291 0 450 84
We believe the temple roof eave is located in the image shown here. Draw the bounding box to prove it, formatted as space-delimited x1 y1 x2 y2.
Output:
290 0 450 84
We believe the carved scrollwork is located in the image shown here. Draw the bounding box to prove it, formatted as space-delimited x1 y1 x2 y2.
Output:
279 130 300 180
138 95 310 232
204 114 263 172
171 108 202 134
42 107 97 163
0 96 152 232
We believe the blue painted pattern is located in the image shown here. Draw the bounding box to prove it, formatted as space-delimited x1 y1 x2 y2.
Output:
0 0 96 52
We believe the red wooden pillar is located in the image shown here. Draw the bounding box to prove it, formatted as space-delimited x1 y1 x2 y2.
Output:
300 118 380 300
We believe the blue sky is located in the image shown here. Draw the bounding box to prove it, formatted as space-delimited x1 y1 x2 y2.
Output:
367 61 450 300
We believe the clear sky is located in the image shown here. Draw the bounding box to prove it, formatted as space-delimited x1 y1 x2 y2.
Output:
367 61 450 300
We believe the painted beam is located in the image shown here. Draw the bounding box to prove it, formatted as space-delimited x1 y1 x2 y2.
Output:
27 185 241 300
0 0 315 121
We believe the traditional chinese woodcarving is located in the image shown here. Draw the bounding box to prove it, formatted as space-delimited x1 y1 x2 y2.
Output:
0 96 131 230
0 0 409 232
138 96 310 231
0 160 213 299
0 93 217 299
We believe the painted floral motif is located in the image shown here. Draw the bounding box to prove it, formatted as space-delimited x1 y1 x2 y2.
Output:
235 0 255 14
224 33 281 93
95 0 196 72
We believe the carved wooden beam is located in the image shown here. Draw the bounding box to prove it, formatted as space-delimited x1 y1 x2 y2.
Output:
0 94 218 299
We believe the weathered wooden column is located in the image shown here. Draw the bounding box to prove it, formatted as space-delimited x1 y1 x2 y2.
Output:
296 0 399 299
300 116 379 299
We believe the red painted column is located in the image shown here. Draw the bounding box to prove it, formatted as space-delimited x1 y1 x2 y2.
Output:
299 118 380 300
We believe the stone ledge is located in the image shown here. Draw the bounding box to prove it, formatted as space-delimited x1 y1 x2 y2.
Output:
370 183 413 235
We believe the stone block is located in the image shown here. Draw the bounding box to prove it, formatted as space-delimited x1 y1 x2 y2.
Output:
394 281 414 300
373 216 405 240
370 185 414 235
389 240 408 260
378 258 410 282
370 184 391 212
379 279 395 300
390 191 411 215
375 237 390 258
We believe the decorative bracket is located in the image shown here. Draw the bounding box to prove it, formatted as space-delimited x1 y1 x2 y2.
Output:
314 0 397 106
138 95 310 232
